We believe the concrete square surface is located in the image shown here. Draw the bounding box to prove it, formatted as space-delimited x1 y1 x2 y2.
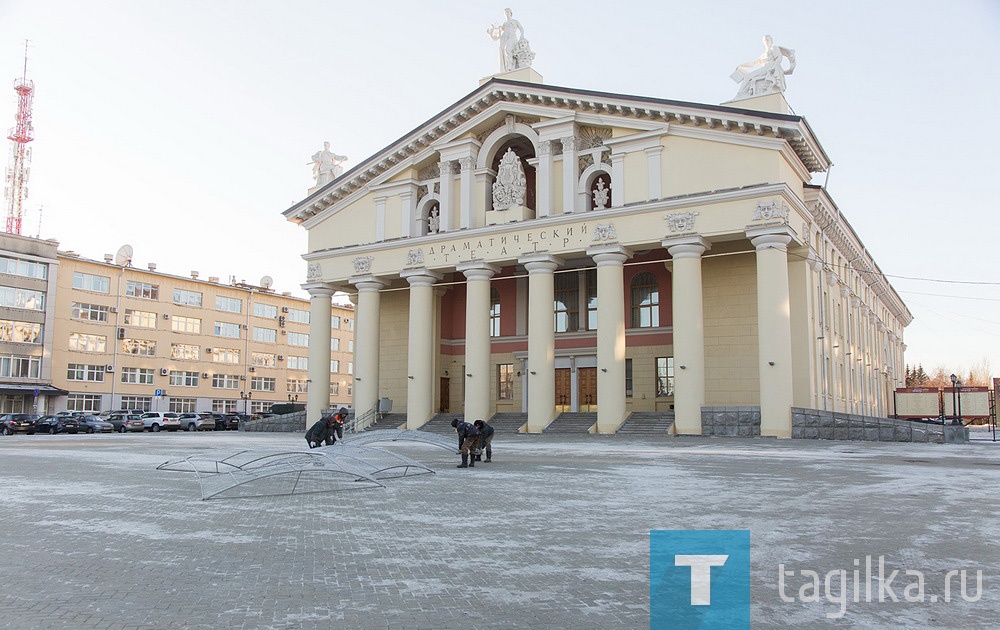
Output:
1 431 997 628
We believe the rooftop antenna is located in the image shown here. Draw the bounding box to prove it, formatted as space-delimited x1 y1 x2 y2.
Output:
4 40 35 235
35 204 43 238
114 244 133 267
260 275 273 290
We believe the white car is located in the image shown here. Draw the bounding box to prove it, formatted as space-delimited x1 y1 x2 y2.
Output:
178 413 215 431
140 412 181 432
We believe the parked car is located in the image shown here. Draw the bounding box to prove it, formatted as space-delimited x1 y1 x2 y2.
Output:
76 415 114 434
209 413 229 431
1 413 40 435
223 413 241 430
106 413 145 433
140 412 181 432
32 415 68 434
178 413 215 432
97 409 145 419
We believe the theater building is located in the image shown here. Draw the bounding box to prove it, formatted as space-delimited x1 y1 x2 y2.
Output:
285 66 910 437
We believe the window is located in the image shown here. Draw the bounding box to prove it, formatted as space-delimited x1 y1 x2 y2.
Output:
171 315 201 334
67 394 101 412
287 378 308 393
585 269 598 330
250 376 276 392
72 302 110 322
0 286 44 311
253 303 278 319
73 272 109 293
214 321 240 338
121 367 154 385
0 355 40 378
288 308 309 324
348 340 354 353
124 309 157 328
553 272 579 333
252 352 277 367
212 374 241 389
347 383 352 396
498 363 514 400
348 318 354 331
287 332 309 347
631 272 660 328
169 371 200 387
67 364 105 382
215 296 242 313
348 362 353 375
212 399 238 413
331 382 340 396
287 356 308 370
126 280 159 300
121 338 156 356
490 288 501 337
173 288 203 307
625 358 633 398
330 337 340 351
120 395 152 412
0 255 47 279
68 332 105 352
212 348 240 364
253 327 277 343
331 315 340 328
170 343 200 361
0 320 41 344
656 357 674 397
331 359 339 373
168 398 197 413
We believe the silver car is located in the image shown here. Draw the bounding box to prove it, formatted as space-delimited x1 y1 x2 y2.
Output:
140 412 181 432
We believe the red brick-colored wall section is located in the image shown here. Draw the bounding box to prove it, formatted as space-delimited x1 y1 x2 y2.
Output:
624 249 673 329
494 266 519 337
439 278 466 341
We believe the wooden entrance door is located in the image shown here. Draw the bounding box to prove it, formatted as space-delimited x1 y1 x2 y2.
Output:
439 377 450 413
579 367 598 412
555 368 571 412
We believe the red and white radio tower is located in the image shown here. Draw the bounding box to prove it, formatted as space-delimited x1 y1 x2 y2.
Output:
4 42 34 236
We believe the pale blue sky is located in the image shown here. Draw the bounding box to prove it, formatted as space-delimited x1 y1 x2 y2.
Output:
1 0 998 374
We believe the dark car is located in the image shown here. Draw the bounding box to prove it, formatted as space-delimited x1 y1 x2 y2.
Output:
76 415 114 434
224 413 241 430
210 413 228 431
32 415 68 434
1 413 40 435
106 413 145 433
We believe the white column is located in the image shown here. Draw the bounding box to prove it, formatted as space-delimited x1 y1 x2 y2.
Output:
664 236 710 435
588 244 632 433
304 283 336 427
520 253 562 432
459 157 475 229
401 269 442 429
438 160 454 232
645 145 663 200
748 228 795 438
350 277 386 418
458 262 499 424
374 196 386 242
561 135 578 213
536 140 553 218
610 152 625 207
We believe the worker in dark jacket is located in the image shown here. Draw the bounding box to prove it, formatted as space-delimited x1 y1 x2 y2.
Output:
305 415 336 448
330 407 348 441
451 418 481 468
473 419 495 462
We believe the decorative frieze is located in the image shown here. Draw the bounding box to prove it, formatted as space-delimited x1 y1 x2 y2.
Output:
306 262 322 280
405 249 425 267
592 178 610 210
578 126 612 149
417 164 440 181
752 200 790 222
666 211 699 233
491 148 527 210
353 256 374 274
591 223 617 242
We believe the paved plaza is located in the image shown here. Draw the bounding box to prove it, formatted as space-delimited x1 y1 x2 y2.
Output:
0 430 997 629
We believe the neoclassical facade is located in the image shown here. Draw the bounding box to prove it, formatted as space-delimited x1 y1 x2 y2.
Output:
285 69 911 437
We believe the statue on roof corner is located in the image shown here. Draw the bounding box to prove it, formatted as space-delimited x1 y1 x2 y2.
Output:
310 141 348 187
487 8 534 72
730 35 796 100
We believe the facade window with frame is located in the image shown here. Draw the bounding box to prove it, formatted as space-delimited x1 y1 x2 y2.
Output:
348 319 354 331
168 398 197 413
287 332 309 347
170 343 200 361
0 354 40 378
330 359 340 373
347 383 352 396
169 371 200 387
0 286 44 311
252 352 276 367
253 303 278 318
72 302 110 322
215 296 242 313
68 332 105 352
214 321 240 338
253 327 277 343
67 394 101 412
330 315 341 328
287 356 308 370
348 361 353 375
0 320 42 344
625 358 633 397
212 399 238 413
124 309 157 328
171 315 201 334
66 363 105 382
121 338 156 356
212 374 240 389
173 288 203 307
73 271 109 293
631 272 660 328
330 337 340 351
490 288 501 337
0 255 47 279
331 382 340 395
126 280 159 300
250 376 276 392
656 356 674 397
287 378 308 393
121 367 154 385
586 269 598 330
554 271 579 333
212 348 240 364
348 340 354 352
120 395 152 412
288 308 309 324
498 363 514 400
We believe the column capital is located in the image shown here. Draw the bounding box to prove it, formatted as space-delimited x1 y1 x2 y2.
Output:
301 282 339 299
439 160 456 175
457 261 500 280
746 225 796 251
518 253 563 274
662 235 711 259
586 243 632 266
350 276 388 292
400 268 443 287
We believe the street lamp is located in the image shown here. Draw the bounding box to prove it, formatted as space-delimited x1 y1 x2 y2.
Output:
240 390 252 415
287 394 298 403
955 379 963 425
949 374 958 425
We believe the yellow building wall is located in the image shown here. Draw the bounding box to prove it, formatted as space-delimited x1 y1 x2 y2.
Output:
308 193 377 252
703 251 759 405
384 195 403 241
623 152 648 205
661 137 783 197
378 289 410 411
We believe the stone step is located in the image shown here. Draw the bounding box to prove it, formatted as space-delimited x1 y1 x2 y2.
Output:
544 413 597 433
616 412 675 435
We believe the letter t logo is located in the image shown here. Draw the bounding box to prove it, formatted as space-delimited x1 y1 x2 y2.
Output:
674 555 729 605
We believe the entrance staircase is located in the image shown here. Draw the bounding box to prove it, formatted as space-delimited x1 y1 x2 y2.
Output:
615 411 675 435
544 412 597 433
